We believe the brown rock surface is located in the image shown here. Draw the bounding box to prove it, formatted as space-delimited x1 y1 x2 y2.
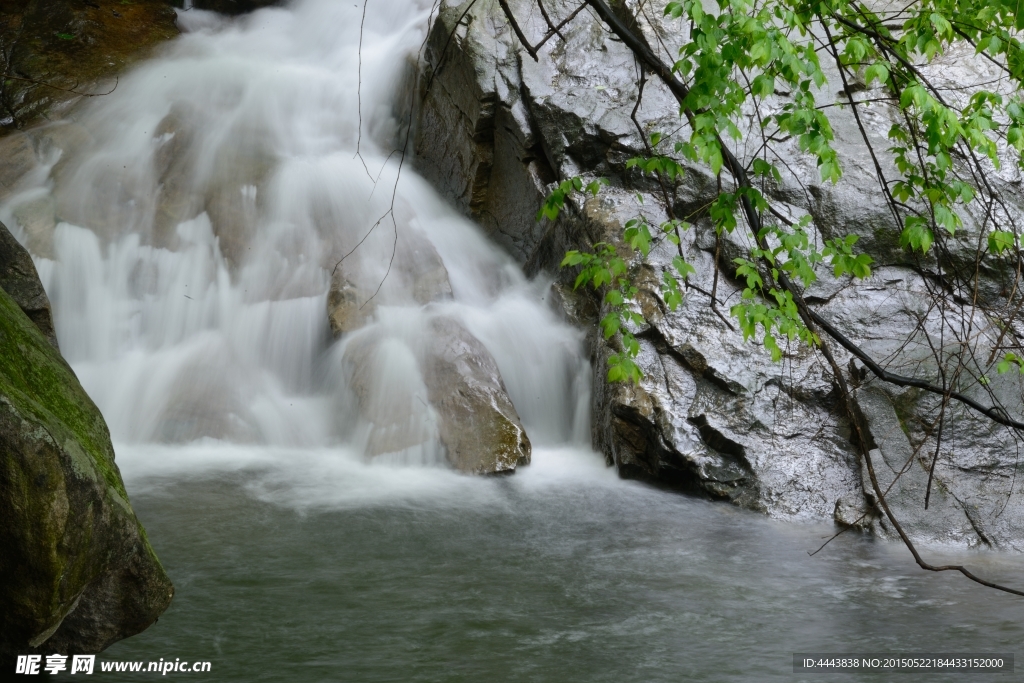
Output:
0 0 179 135
0 217 57 348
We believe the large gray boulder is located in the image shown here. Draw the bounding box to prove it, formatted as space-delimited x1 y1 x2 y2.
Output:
414 0 1024 546
0 220 173 664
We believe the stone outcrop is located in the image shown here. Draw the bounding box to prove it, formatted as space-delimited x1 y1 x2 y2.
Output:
0 219 173 664
415 0 1024 546
342 315 531 474
328 271 372 337
0 0 179 136
327 227 454 337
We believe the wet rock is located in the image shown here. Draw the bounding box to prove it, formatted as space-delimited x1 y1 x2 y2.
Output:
342 316 531 474
0 218 57 348
327 270 374 337
187 0 280 14
0 0 178 135
0 247 172 664
420 317 531 474
0 133 38 199
151 107 202 249
10 194 57 259
416 0 1024 545
203 144 275 268
37 122 95 182
342 332 438 458
851 384 984 545
327 228 453 337
152 344 264 444
834 493 876 530
401 230 454 305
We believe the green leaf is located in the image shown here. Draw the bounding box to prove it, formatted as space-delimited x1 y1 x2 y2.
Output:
865 61 888 86
600 312 621 339
989 230 1016 254
673 256 696 279
900 217 934 253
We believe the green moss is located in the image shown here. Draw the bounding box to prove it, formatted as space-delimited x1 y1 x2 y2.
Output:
0 287 127 501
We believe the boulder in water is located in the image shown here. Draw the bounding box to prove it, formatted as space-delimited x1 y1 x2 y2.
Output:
400 229 454 305
327 229 453 337
342 316 531 474
342 333 439 460
420 317 531 474
10 194 58 260
327 270 374 337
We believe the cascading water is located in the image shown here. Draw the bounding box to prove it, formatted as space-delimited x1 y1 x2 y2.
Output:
0 0 591 489
5 2 1024 679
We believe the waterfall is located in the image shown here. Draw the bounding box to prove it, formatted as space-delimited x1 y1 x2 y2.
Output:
0 0 592 491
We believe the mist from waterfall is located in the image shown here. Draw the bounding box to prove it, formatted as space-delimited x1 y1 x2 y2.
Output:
0 0 594 501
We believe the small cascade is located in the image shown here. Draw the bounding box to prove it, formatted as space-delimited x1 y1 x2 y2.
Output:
0 0 591 475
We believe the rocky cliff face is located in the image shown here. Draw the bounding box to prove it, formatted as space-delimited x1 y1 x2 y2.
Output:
0 217 173 662
414 0 1024 548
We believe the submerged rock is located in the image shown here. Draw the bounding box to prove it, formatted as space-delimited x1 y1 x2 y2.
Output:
402 230 454 306
342 333 439 459
327 270 374 337
9 194 58 260
0 221 172 663
328 228 453 337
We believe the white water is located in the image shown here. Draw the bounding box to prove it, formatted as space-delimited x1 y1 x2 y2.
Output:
0 0 592 494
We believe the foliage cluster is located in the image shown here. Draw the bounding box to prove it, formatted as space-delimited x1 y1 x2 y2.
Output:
541 0 1024 382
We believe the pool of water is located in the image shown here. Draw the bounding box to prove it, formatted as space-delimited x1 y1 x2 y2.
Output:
94 445 1024 682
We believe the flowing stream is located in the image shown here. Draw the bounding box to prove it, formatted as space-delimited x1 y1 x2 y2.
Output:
3 0 1024 680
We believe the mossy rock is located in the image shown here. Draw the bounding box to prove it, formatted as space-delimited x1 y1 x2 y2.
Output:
0 238 172 662
0 0 179 134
